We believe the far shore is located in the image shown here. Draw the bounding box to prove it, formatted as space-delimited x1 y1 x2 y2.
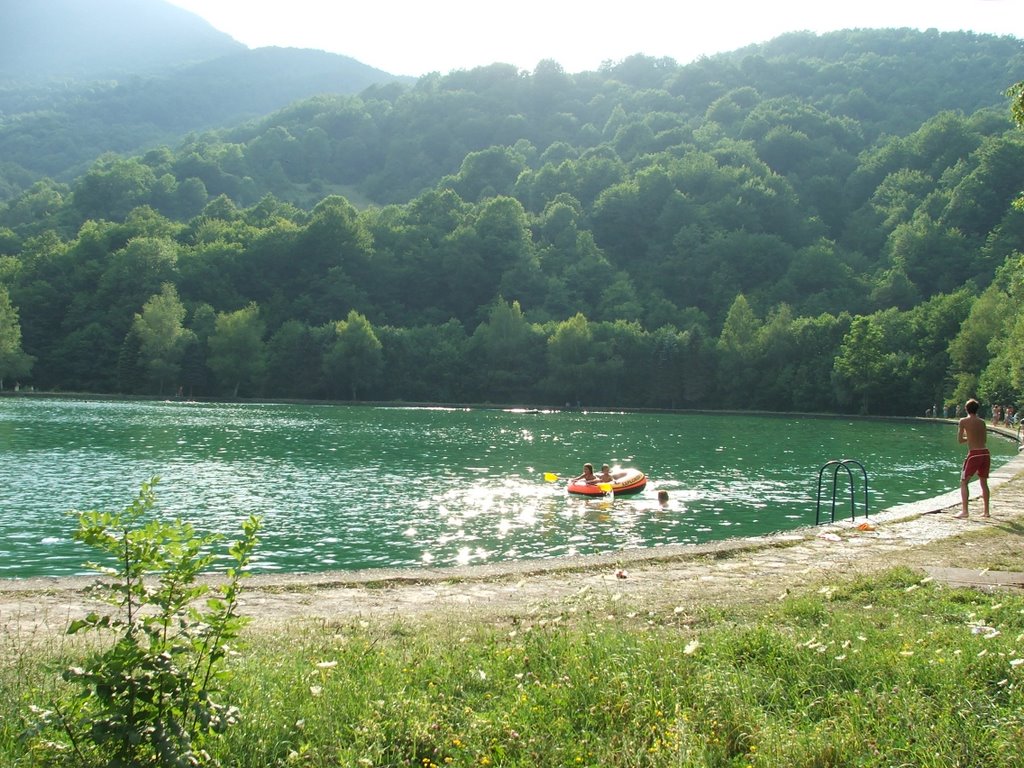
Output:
0 387 996 424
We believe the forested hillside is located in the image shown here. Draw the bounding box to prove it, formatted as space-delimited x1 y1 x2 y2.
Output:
1 28 1023 416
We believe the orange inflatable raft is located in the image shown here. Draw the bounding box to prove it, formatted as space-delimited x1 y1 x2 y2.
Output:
567 468 647 497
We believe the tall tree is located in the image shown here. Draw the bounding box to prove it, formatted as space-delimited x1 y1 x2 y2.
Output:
1008 80 1024 210
264 319 328 399
376 321 469 402
132 283 190 395
947 285 1007 403
322 310 383 400
468 298 542 402
207 303 266 397
833 315 895 414
545 313 599 406
0 285 33 390
715 294 761 405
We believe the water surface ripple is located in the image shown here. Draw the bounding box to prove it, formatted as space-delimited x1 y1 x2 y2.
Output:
0 398 1013 577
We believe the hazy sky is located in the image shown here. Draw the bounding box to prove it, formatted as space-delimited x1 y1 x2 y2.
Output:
165 0 1022 76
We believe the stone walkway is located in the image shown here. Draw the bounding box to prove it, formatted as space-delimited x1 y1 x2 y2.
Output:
3 442 1024 636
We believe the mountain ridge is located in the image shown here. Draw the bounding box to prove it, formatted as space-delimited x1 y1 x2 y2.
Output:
0 0 244 80
0 0 412 184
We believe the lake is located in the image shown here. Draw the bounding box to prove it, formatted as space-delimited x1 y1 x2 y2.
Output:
0 397 1015 578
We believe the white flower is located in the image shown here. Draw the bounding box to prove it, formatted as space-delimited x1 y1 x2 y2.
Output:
684 639 701 655
969 624 1000 639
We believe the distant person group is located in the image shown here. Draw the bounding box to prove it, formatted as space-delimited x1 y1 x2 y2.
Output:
927 401 1019 429
988 403 1017 427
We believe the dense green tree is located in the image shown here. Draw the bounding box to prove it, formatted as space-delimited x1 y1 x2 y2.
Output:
54 322 118 392
378 321 469 403
1010 81 1024 128
282 196 374 325
777 240 867 316
715 294 762 405
749 304 801 409
364 189 467 325
442 196 535 324
716 293 759 349
886 216 973 297
322 309 383 400
116 326 145 395
95 236 180 341
0 179 70 235
207 303 266 397
0 285 33 389
72 156 158 221
445 146 526 202
1010 80 1024 210
590 178 642 263
869 169 934 231
833 315 897 414
779 312 851 413
590 319 645 405
978 353 1017 406
648 325 687 408
976 254 1024 405
247 126 305 183
947 284 1008 402
131 283 190 395
467 298 543 403
545 313 601 406
264 319 328 399
940 137 1024 239
535 199 615 319
900 290 972 408
869 260 922 311
180 303 216 398
176 240 248 310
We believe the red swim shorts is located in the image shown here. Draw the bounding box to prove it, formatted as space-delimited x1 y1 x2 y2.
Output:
961 449 990 481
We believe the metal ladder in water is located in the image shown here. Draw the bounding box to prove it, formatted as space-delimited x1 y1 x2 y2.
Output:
815 459 869 524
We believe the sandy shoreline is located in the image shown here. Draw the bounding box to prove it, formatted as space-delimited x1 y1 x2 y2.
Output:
4 440 1023 638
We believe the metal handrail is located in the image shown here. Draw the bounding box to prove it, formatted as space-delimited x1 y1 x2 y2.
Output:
815 459 869 524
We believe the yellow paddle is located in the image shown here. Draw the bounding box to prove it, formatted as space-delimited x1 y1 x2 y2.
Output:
546 473 613 494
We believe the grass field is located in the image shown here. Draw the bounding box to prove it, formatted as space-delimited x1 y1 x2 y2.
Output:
3 565 1022 767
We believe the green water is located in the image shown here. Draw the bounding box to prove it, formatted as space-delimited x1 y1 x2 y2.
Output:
0 398 1015 578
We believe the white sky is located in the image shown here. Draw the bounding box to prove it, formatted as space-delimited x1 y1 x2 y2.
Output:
166 0 1023 77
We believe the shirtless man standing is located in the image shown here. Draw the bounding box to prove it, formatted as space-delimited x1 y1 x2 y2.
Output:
956 398 990 519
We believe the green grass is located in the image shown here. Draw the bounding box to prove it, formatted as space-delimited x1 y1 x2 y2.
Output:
3 566 1024 766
